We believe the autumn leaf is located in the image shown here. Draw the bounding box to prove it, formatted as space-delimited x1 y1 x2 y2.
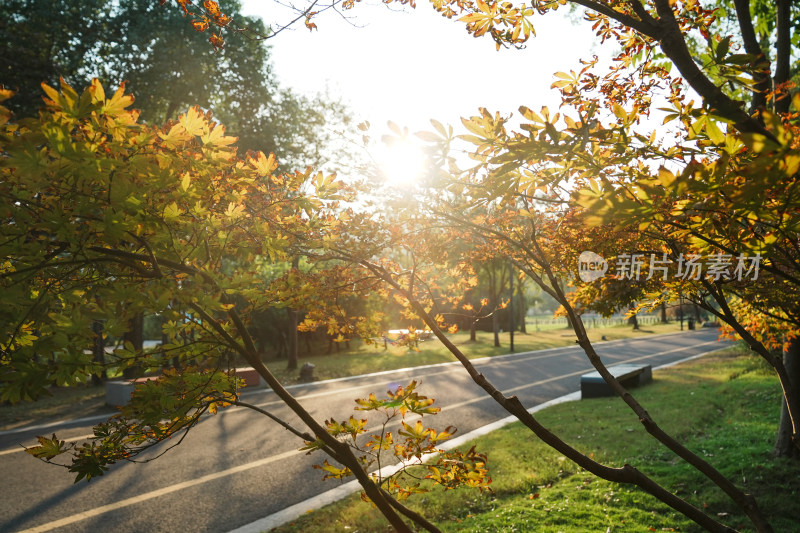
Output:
250 152 278 177
207 31 224 49
26 434 68 460
192 18 209 32
179 106 205 136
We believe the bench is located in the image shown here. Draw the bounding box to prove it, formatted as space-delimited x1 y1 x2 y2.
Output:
105 367 266 406
580 364 652 399
232 367 266 388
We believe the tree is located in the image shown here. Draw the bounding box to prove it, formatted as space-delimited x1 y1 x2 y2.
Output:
0 0 111 118
283 0 798 529
6 0 800 530
0 81 493 533
0 0 350 170
2 0 357 377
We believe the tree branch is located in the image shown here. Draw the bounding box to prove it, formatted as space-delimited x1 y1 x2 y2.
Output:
568 0 659 38
650 0 775 138
361 259 738 533
732 0 770 112
700 281 799 450
774 0 792 114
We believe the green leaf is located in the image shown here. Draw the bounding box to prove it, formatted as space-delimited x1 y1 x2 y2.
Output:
26 434 68 460
704 118 725 145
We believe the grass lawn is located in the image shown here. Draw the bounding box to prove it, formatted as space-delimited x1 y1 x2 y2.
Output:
269 345 800 532
265 321 687 384
0 321 686 430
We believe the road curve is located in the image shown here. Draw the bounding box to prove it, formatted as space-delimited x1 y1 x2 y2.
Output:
0 329 728 533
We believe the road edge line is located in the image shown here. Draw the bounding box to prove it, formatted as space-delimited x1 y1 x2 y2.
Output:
254 328 705 394
1 330 713 436
226 346 727 533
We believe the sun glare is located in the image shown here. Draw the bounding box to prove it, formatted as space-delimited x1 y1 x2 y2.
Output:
376 140 425 187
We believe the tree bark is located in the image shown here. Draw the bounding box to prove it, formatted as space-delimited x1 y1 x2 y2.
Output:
122 312 144 379
651 0 774 137
732 0 770 113
774 0 792 114
492 307 501 347
286 256 301 371
90 319 107 386
774 336 800 458
629 312 639 330
286 307 299 370
469 312 477 341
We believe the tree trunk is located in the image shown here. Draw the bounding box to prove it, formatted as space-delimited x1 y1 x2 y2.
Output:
732 0 770 114
90 319 107 386
628 312 639 330
122 313 144 379
774 337 800 458
286 256 301 371
492 309 501 347
660 302 668 323
286 307 299 370
469 312 477 341
519 288 527 333
774 0 791 114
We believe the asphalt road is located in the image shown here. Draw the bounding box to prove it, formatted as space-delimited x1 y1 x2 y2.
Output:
0 328 729 533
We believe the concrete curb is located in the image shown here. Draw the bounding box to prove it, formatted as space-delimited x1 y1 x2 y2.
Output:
226 346 727 533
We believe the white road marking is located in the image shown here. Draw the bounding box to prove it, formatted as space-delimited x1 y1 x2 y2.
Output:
15 449 301 533
0 433 95 456
228 345 728 533
8 336 724 532
0 329 710 436
366 339 720 430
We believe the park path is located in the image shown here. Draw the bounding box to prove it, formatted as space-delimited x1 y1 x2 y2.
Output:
0 328 727 533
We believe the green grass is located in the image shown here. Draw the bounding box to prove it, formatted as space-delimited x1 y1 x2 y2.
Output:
265 321 686 384
269 345 800 533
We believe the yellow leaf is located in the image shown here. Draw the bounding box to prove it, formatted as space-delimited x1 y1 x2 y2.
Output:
704 118 725 144
224 202 245 220
163 202 181 221
657 167 676 188
201 123 237 147
103 83 135 116
0 88 14 103
179 106 205 137
158 124 190 149
251 152 278 177
88 78 105 104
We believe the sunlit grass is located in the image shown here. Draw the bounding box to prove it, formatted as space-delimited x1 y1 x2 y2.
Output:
269 345 800 532
264 321 688 384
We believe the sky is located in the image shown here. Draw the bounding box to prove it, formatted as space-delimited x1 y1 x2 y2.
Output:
241 2 608 135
